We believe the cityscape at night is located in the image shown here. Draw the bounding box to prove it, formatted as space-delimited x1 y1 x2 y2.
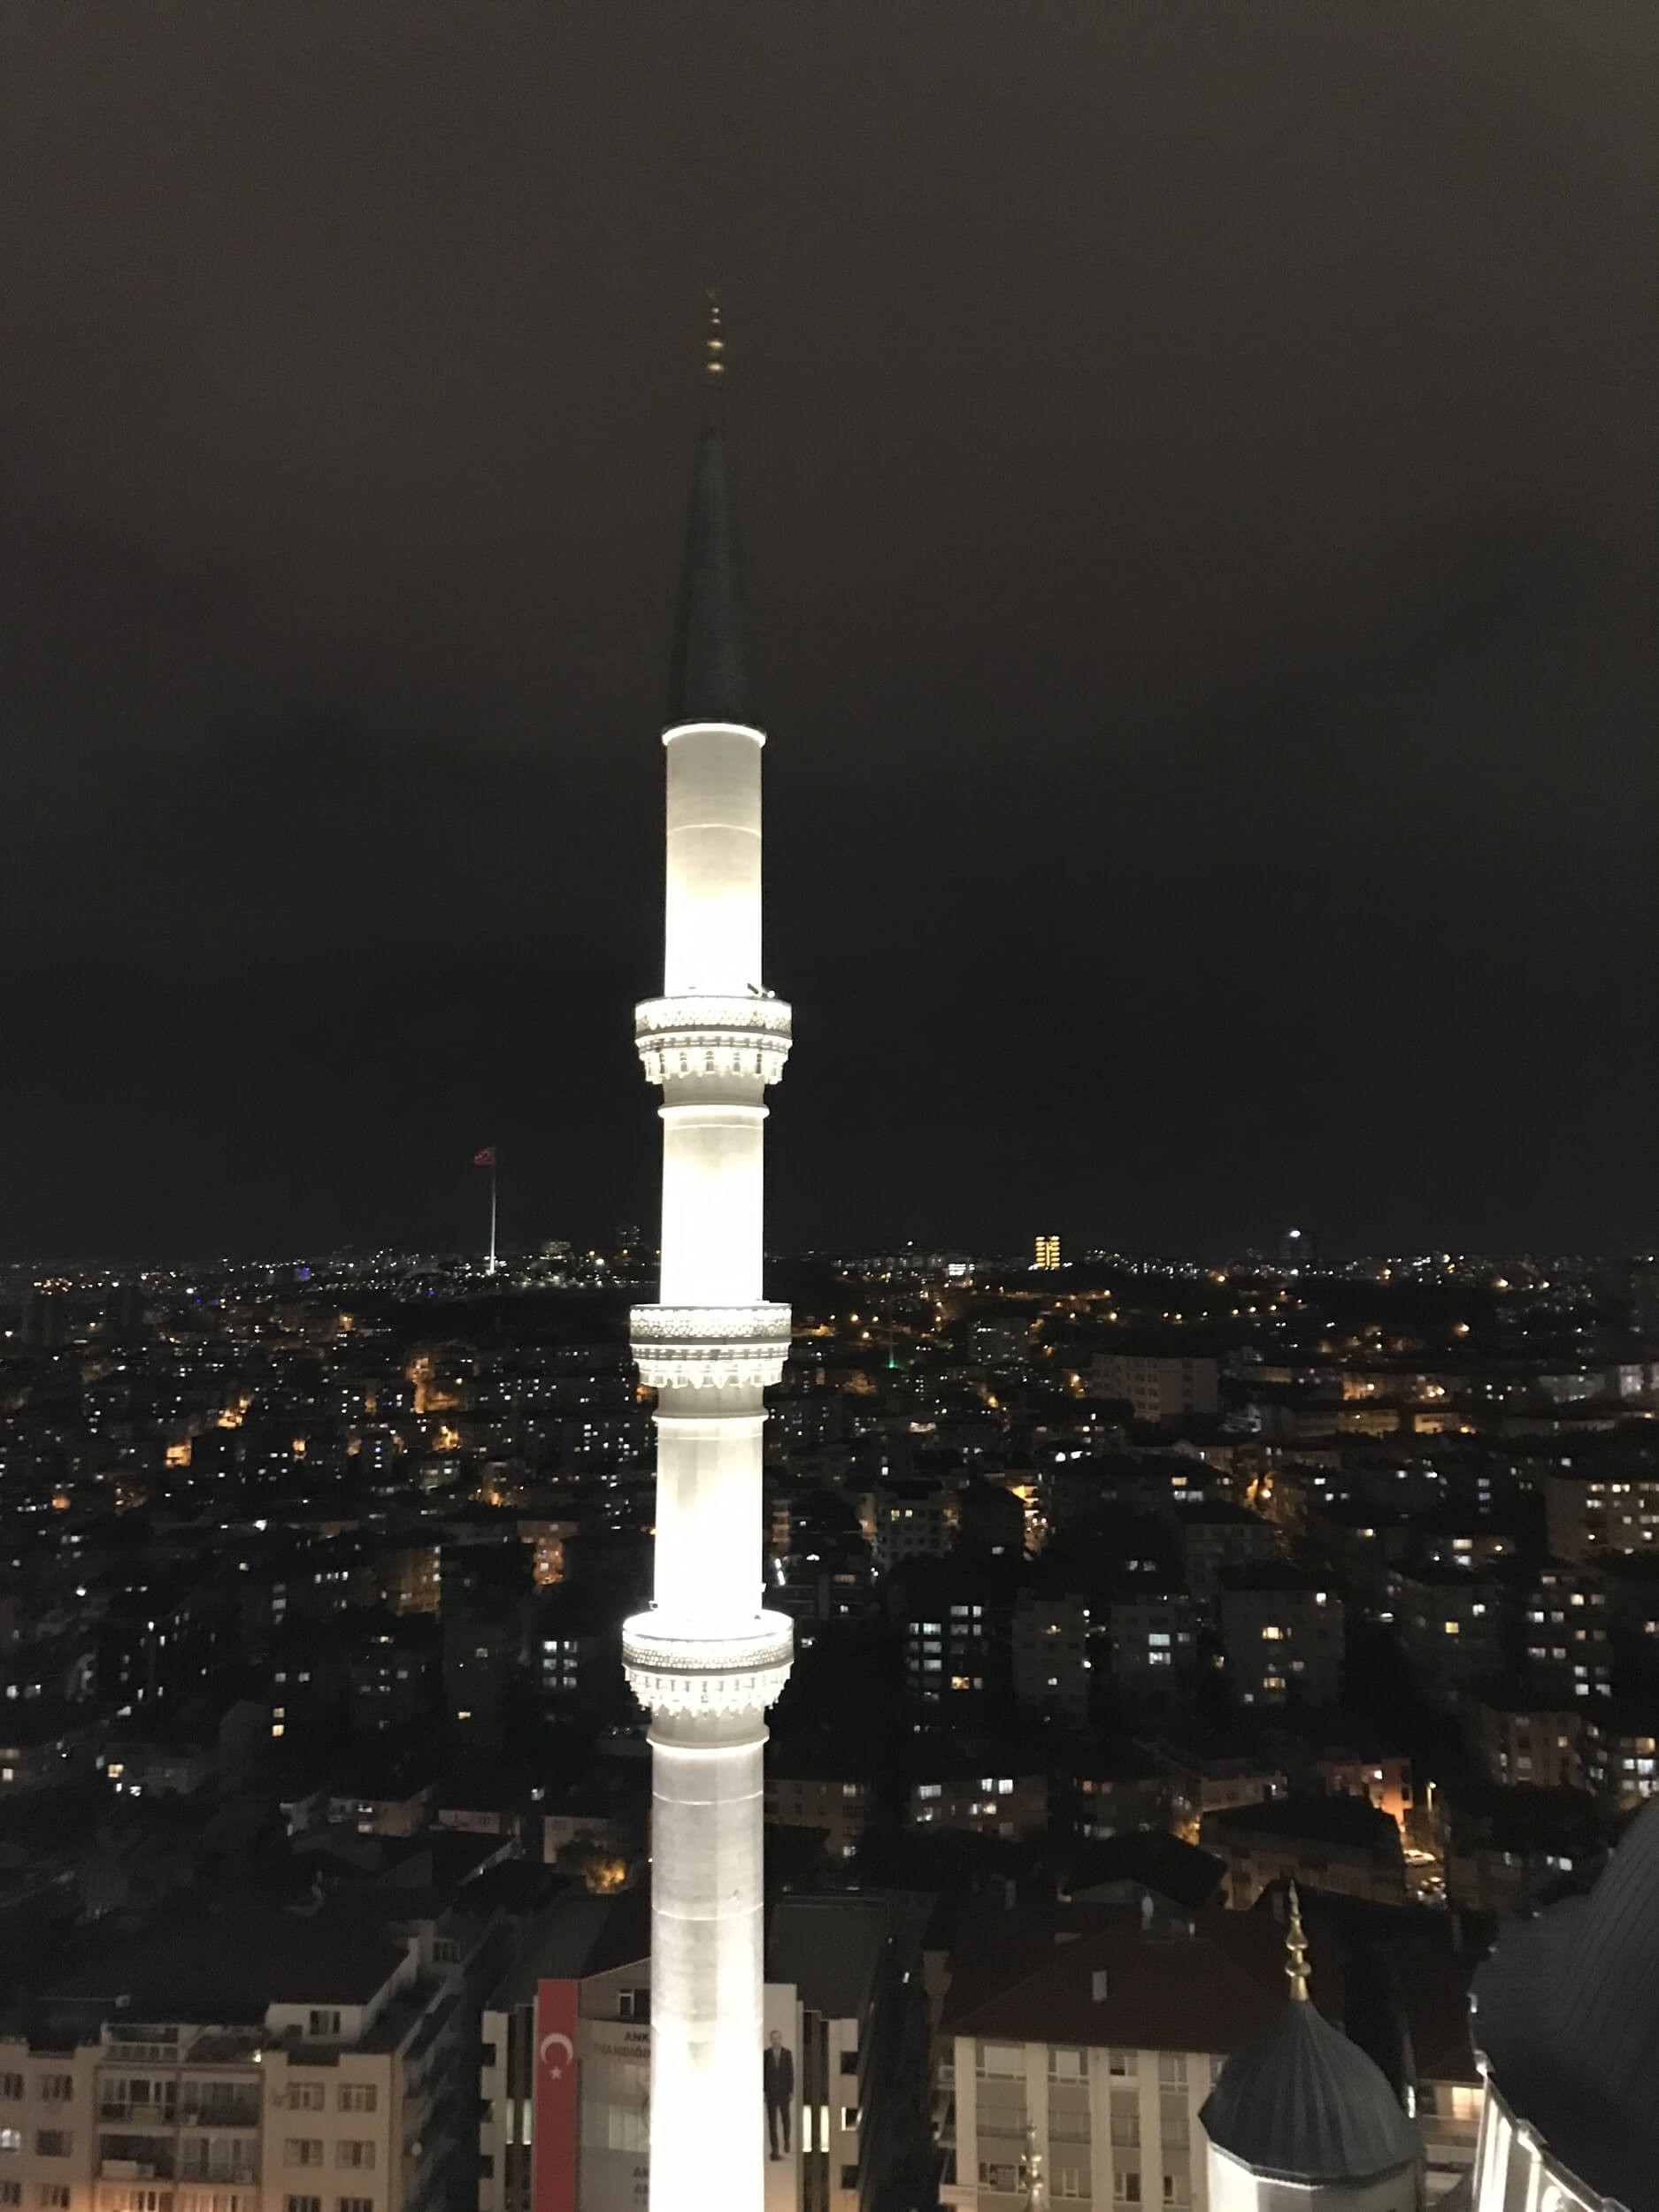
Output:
3 6 1655 2212
4 1239 1659 2203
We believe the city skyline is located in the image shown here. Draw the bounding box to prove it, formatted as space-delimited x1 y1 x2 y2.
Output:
4 6 1655 1258
2 13 1656 2208
4 1217 1659 2206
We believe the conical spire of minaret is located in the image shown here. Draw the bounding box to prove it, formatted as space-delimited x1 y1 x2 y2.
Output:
666 293 753 729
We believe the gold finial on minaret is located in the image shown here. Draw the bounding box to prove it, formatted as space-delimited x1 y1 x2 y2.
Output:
1020 2125 1048 2212
1286 1879 1311 2002
704 290 726 378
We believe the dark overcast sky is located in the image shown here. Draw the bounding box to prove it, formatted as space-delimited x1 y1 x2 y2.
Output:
1 4 1654 1262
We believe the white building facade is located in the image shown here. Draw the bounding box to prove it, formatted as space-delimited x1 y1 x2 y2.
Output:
0 1946 464 2212
941 2032 1218 2212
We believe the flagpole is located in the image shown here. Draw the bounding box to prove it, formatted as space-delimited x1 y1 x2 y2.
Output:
488 1158 498 1276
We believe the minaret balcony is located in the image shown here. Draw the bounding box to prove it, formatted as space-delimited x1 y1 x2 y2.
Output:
622 1609 795 1716
630 1301 792 1389
634 995 792 1090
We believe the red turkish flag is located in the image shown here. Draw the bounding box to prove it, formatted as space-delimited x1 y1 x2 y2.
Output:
534 1979 578 2212
472 1147 496 1168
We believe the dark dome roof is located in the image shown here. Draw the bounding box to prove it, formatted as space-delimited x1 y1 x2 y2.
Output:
1475 1797 1659 2209
1200 1995 1417 2184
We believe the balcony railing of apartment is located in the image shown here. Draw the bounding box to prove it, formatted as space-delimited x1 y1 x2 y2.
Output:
98 2152 178 2181
180 2101 260 2131
104 2033 189 2066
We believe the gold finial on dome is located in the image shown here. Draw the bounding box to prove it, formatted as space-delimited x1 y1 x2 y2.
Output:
705 290 726 378
1286 1880 1311 2002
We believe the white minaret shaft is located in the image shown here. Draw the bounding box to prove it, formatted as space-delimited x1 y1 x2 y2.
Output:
622 302 793 2212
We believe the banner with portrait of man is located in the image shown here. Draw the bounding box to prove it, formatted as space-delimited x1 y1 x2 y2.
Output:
763 1982 802 2212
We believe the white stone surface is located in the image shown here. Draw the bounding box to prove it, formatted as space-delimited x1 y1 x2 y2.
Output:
628 703 792 2212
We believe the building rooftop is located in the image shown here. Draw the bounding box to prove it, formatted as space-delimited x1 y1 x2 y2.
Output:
768 1728 881 1785
1060 1830 1226 1915
41 1895 411 2018
942 1902 1327 2057
767 1895 890 2024
486 1887 651 2011
1217 1562 1334 1594
1205 1793 1403 1857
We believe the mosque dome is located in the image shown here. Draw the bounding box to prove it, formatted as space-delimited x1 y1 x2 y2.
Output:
1474 1795 1659 2209
1200 1886 1418 2186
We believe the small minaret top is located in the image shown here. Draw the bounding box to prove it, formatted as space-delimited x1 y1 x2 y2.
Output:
666 290 752 731
1020 2126 1048 2212
1285 1880 1311 2003
704 290 726 380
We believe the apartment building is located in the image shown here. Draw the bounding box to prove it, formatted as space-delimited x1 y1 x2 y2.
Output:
1391 1568 1502 1710
480 1889 929 2212
1102 1594 1197 1710
1583 1706 1659 1809
1177 1510 1280 1606
1200 1794 1407 1909
1540 1466 1659 1563
1085 1359 1218 1427
1471 1698 1585 1792
937 1909 1292 2212
908 1755 1048 1843
872 1486 956 1572
1312 1751 1414 1833
765 1749 873 1862
767 1895 933 2212
1217 1568 1344 1709
479 1888 657 2212
0 1895 485 2212
1516 1562 1612 1700
1010 1595 1090 1725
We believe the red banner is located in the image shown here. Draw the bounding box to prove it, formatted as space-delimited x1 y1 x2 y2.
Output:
534 1978 579 2212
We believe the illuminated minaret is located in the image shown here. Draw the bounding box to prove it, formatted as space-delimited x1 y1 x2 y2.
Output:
622 300 794 2212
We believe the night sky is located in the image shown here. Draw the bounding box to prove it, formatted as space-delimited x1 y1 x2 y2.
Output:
2 5 1654 1262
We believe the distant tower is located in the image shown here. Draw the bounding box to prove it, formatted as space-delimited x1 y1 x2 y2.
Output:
1277 1226 1313 1271
621 301 795 2212
1200 1886 1417 2208
1033 1233 1061 1271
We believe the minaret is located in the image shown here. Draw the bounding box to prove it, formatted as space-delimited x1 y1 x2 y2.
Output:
622 298 795 2212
